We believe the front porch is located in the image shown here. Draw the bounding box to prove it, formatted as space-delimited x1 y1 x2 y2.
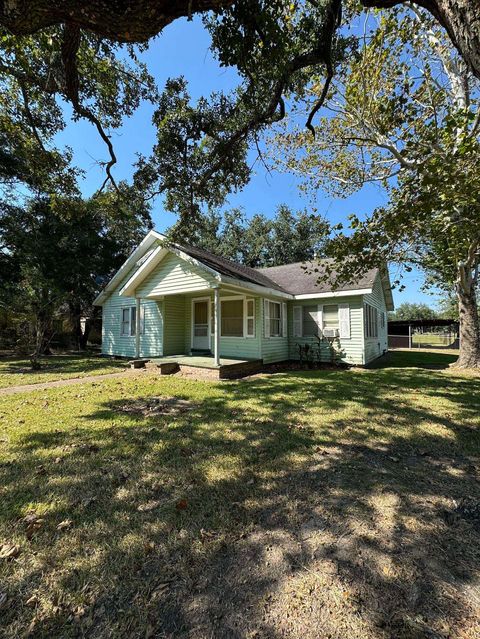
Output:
149 354 263 380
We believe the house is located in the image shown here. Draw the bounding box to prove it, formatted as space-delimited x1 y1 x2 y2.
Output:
93 230 394 369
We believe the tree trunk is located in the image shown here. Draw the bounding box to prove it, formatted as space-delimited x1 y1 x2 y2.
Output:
363 1 480 80
2 0 480 80
68 301 90 351
0 0 234 42
452 281 480 368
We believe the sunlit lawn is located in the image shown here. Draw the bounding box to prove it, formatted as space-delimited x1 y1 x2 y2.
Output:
1 351 479 638
0 354 127 388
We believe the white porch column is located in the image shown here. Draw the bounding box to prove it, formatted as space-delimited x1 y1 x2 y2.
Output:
135 297 141 358
213 288 220 367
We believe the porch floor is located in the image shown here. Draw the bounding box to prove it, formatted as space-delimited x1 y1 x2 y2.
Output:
149 355 263 379
150 355 261 370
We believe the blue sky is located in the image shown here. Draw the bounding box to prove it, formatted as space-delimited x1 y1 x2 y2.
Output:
56 15 441 310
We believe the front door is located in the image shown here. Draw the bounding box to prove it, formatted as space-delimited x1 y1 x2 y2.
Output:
192 299 210 350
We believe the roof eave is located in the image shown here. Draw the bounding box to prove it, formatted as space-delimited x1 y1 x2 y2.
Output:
293 288 373 300
93 230 162 306
379 266 395 312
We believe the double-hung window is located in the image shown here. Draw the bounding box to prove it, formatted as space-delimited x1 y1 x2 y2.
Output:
121 306 144 336
302 305 319 337
246 299 255 337
323 304 339 331
364 303 378 338
264 300 286 337
267 301 282 337
269 301 281 337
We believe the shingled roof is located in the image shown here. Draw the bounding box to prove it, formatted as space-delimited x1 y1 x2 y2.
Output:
177 245 380 297
256 260 379 296
174 243 289 293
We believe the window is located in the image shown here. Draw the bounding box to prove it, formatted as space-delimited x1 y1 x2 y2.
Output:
302 305 319 337
246 299 255 337
323 304 339 330
121 306 144 336
221 299 244 337
130 306 137 336
121 308 130 336
380 311 385 329
365 303 378 338
269 301 281 337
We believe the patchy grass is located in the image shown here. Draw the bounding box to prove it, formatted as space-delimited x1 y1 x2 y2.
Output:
0 354 127 388
0 351 480 638
411 332 457 346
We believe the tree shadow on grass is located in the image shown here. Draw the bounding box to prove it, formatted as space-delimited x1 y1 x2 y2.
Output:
1 367 480 638
370 349 459 369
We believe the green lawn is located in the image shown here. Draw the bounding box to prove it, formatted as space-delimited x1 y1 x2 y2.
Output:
0 354 127 388
412 332 458 346
1 351 479 638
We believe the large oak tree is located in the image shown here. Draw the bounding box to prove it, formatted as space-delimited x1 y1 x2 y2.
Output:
0 0 479 194
0 1 478 79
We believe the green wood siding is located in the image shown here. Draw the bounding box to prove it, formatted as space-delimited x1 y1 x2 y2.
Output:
136 252 216 298
100 246 387 366
163 295 186 355
184 292 262 359
101 267 163 358
362 274 388 364
287 296 365 365
260 299 289 364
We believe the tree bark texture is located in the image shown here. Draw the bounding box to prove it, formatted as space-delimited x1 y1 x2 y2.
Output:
1 1 479 80
0 1 234 42
454 281 480 368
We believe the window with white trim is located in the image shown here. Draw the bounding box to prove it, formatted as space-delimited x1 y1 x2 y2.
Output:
323 304 339 330
268 301 282 337
221 299 244 337
120 306 144 336
302 305 319 337
365 303 378 338
246 299 255 337
121 308 131 336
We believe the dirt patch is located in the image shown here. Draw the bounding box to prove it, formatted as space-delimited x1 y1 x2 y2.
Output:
115 396 196 417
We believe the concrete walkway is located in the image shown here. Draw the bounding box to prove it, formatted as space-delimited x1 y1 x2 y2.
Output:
0 370 139 396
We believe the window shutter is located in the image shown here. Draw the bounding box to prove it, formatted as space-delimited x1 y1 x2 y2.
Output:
339 303 350 339
317 305 323 336
293 306 302 337
282 303 287 337
264 299 270 338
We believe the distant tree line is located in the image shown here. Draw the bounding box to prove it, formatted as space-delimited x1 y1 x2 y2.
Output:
170 205 329 268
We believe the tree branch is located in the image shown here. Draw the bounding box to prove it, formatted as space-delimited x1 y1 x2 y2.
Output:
61 23 118 192
19 83 47 152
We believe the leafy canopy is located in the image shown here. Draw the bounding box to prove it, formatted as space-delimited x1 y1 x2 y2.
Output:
168 204 329 267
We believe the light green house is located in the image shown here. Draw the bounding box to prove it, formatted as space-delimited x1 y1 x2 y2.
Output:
94 230 394 366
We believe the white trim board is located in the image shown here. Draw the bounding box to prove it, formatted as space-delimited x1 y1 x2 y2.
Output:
93 230 160 305
118 245 168 297
293 289 372 300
